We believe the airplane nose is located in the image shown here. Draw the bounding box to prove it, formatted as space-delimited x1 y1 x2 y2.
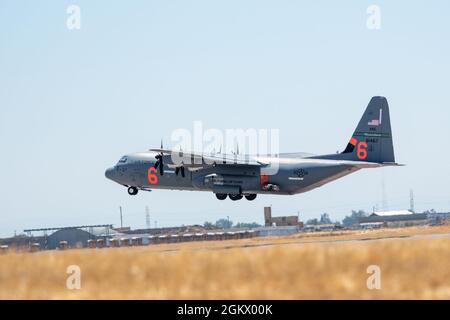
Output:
105 167 115 180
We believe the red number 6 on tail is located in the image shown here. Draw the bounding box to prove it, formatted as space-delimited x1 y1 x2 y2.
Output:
357 141 368 160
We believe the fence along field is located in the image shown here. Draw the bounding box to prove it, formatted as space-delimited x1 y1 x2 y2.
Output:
1 225 450 299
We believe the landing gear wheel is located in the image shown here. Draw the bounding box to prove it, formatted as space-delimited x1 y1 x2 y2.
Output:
229 194 243 201
128 187 138 195
245 194 257 201
215 193 227 200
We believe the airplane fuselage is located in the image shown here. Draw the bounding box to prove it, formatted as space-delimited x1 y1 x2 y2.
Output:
105 152 362 196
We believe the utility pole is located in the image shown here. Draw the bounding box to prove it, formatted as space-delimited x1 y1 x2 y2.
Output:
119 206 123 229
381 171 388 211
146 206 150 229
410 189 415 213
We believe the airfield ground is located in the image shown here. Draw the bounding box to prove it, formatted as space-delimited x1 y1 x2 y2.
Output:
1 224 450 299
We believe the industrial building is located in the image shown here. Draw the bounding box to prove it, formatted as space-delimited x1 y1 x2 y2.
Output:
427 212 450 224
302 224 341 232
0 223 260 251
125 225 206 236
359 210 428 228
264 206 303 227
3 207 448 252
256 226 300 237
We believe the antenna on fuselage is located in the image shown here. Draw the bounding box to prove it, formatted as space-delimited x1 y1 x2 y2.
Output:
231 142 240 156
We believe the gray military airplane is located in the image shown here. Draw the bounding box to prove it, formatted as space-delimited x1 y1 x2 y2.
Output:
105 96 400 201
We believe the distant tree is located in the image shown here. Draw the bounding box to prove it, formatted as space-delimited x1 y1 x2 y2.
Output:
215 218 233 229
203 221 214 229
234 222 262 228
319 213 332 225
306 218 319 225
342 210 368 227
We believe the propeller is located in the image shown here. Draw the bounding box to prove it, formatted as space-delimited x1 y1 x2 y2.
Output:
153 139 164 175
174 145 186 178
175 166 185 178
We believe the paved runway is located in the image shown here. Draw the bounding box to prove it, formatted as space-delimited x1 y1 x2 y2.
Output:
156 231 450 254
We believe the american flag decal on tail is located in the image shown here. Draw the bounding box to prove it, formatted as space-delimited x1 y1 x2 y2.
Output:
368 108 383 126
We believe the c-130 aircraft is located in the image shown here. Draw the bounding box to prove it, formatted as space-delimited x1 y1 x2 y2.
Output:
105 96 401 201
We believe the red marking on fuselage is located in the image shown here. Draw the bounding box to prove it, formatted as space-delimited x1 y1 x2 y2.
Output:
349 137 357 146
260 174 269 188
148 167 158 184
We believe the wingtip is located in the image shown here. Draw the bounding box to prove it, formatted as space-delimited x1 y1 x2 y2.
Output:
381 162 405 167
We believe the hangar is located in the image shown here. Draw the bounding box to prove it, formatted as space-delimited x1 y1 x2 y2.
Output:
23 224 113 250
46 228 93 249
359 210 428 228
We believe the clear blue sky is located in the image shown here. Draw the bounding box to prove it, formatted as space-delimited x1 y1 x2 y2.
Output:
1 1 449 237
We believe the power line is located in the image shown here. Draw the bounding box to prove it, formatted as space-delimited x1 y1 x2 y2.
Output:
146 206 150 229
119 206 123 228
410 189 415 213
381 170 388 211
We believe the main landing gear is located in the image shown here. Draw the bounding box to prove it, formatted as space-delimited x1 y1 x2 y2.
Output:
215 193 227 200
215 193 257 201
128 186 138 195
244 194 257 201
229 194 243 201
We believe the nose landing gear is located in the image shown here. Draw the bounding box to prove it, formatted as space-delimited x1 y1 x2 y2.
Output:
128 186 138 195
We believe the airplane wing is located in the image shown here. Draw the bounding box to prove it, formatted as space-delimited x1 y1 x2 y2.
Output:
279 152 317 158
149 148 268 168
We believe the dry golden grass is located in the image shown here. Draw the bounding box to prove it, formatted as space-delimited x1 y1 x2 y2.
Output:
1 225 450 299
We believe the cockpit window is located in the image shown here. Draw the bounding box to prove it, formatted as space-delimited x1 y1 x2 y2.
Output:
118 156 128 163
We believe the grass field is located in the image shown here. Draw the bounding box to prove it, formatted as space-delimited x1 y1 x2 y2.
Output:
1 225 450 299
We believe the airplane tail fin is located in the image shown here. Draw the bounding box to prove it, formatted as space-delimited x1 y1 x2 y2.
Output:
322 96 396 164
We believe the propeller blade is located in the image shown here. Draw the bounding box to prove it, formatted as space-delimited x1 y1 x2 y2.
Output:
175 167 180 176
180 166 185 178
159 157 164 175
153 143 165 175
